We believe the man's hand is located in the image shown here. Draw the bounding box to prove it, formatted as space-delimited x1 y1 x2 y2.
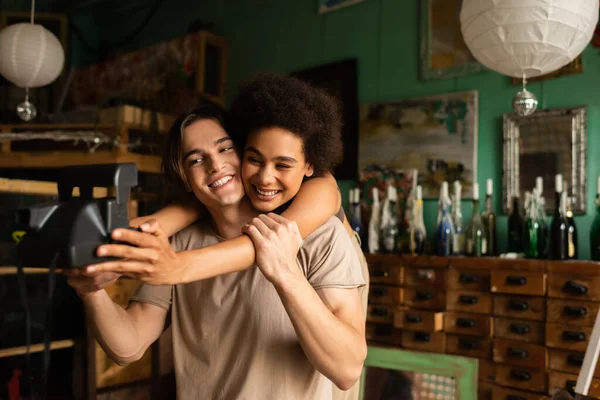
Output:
84 219 187 285
241 213 303 286
64 269 121 298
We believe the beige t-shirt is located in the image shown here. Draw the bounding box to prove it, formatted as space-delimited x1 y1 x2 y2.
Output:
131 216 365 400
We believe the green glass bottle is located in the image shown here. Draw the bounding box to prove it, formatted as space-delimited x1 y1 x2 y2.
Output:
590 177 600 261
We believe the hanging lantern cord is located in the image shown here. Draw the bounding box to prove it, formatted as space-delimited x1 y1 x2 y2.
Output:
30 0 35 24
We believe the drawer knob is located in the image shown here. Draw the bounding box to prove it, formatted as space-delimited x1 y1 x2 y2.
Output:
510 370 531 381
563 281 588 295
509 323 531 335
566 380 577 392
414 332 430 342
562 331 586 342
509 300 529 311
459 295 479 304
564 306 587 317
459 273 479 283
567 354 584 366
506 276 527 286
456 318 476 328
372 269 389 278
506 396 527 400
371 307 388 317
371 287 389 296
405 314 422 323
416 291 433 301
508 347 529 359
459 338 479 350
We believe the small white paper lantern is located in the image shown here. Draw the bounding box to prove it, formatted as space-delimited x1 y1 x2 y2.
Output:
0 23 65 88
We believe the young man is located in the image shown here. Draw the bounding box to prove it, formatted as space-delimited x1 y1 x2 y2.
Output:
67 76 367 399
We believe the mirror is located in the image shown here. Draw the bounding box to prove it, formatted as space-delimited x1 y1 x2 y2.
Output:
502 106 587 215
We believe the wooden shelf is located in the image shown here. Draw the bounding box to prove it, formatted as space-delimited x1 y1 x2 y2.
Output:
0 339 75 358
0 177 109 197
0 267 58 275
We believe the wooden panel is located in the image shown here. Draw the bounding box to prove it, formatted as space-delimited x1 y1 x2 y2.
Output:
400 330 446 353
443 312 493 337
403 266 446 287
491 270 546 296
393 310 444 332
366 305 395 324
479 381 493 400
493 295 546 321
495 364 546 393
547 371 600 397
492 385 551 400
479 359 496 383
403 288 446 310
365 253 404 285
447 267 490 292
547 273 600 301
548 348 600 378
446 334 492 359
547 260 600 276
447 290 492 314
494 318 544 345
411 255 450 268
368 285 403 305
546 298 599 326
492 339 547 369
545 322 592 352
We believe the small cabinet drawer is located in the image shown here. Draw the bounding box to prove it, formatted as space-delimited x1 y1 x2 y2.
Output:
492 386 551 400
545 322 592 352
493 295 545 321
548 274 600 301
447 290 492 314
448 268 490 292
444 312 493 337
548 371 600 397
494 317 544 345
403 266 446 287
394 310 443 332
493 339 547 369
549 348 600 378
368 285 403 305
369 265 403 285
478 382 493 400
366 323 401 345
546 298 599 326
366 305 395 323
403 288 446 310
491 271 546 296
495 364 546 393
400 330 446 353
446 334 492 359
479 359 496 383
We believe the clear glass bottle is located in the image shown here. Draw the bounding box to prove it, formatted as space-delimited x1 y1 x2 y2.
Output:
481 179 497 256
435 182 455 256
451 181 465 255
367 187 381 254
349 188 366 249
380 185 398 253
565 193 578 260
464 182 487 256
410 185 427 255
535 176 549 258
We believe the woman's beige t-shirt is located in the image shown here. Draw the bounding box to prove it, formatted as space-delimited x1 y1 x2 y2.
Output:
131 216 365 400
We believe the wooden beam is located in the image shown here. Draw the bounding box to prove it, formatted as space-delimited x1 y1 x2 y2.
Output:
0 339 75 358
0 267 54 275
0 178 109 197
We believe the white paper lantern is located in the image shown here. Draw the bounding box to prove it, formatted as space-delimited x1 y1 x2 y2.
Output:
460 0 599 79
0 23 65 88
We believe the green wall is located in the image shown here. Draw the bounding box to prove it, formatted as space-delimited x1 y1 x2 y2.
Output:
86 0 600 258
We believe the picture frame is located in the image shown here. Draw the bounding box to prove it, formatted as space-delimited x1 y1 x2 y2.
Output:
292 58 359 180
318 0 368 14
359 346 478 400
420 0 485 80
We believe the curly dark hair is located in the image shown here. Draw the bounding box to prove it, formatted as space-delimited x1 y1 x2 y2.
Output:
227 72 343 177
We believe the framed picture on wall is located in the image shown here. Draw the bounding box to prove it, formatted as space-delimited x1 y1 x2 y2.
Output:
317 0 368 14
292 58 359 180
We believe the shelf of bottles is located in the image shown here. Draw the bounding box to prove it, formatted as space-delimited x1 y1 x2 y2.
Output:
349 174 600 262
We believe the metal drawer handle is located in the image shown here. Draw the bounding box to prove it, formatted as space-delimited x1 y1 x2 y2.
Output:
506 276 527 286
509 300 529 311
567 354 584 366
506 396 527 400
416 291 433 301
459 338 479 350
371 287 389 296
510 323 531 335
414 332 430 342
510 370 531 381
566 380 577 392
459 273 479 283
372 269 388 277
508 347 529 359
459 295 479 304
373 325 394 336
456 318 476 328
371 307 388 317
562 331 586 342
405 314 422 323
564 306 587 317
563 281 588 295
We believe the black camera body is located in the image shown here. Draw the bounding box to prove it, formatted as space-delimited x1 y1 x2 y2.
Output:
13 163 137 269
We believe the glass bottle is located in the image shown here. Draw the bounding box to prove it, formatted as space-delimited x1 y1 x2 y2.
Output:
507 192 524 253
465 183 487 256
451 181 465 255
565 193 578 260
367 187 381 254
481 179 497 256
591 176 600 261
410 185 427 255
523 191 541 258
435 182 455 256
549 174 568 260
380 185 398 253
349 188 366 250
536 177 549 258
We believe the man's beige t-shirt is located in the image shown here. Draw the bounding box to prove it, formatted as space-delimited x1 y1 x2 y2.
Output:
131 216 365 400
